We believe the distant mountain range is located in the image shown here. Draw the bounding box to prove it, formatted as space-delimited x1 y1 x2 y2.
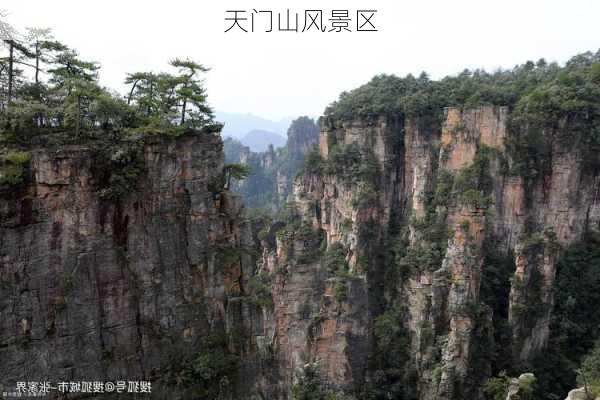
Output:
215 111 293 151
240 129 287 152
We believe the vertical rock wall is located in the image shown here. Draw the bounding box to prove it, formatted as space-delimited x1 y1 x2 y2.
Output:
261 106 600 399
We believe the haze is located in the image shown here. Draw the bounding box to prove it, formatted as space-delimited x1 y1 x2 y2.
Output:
2 0 600 120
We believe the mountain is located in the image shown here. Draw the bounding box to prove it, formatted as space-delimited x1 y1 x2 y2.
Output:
2 50 600 400
224 116 320 210
215 111 293 140
240 129 286 152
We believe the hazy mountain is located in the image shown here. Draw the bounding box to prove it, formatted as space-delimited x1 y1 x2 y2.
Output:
215 111 293 140
224 116 319 210
240 129 286 152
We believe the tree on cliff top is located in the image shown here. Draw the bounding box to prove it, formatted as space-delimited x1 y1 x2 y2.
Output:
324 51 599 123
0 12 220 140
170 58 212 127
123 60 216 135
0 13 35 107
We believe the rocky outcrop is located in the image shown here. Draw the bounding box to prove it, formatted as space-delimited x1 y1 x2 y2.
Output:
505 373 537 400
260 106 600 399
565 387 600 400
0 133 263 398
284 115 402 390
2 106 599 400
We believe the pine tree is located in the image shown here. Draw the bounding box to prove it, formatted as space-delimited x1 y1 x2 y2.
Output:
170 58 212 128
25 28 67 85
0 12 34 107
125 71 160 116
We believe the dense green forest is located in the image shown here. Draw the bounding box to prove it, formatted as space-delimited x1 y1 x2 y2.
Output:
326 52 600 176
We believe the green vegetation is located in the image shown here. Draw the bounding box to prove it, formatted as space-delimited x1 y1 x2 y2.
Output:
459 219 471 232
325 52 600 181
215 245 255 267
248 271 274 309
292 364 326 400
223 116 320 211
483 373 537 400
481 233 600 399
518 374 538 400
0 150 30 186
301 148 325 175
483 373 510 400
519 229 559 254
0 20 220 143
480 242 515 375
397 237 446 274
223 163 250 189
512 266 545 329
323 143 378 183
508 231 560 339
184 332 239 399
292 364 354 400
93 145 145 200
351 183 379 209
268 203 325 265
61 271 75 293
333 280 348 303
363 305 412 400
324 73 440 120
452 145 494 208
579 340 600 397
323 242 349 275
525 233 600 399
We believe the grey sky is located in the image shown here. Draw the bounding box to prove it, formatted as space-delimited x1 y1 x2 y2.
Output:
2 0 600 120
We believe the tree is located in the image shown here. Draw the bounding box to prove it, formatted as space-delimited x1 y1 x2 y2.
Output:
483 374 510 400
169 58 212 127
125 71 162 120
66 78 100 136
0 14 222 138
49 49 99 90
89 90 130 131
46 49 100 135
578 341 600 398
0 12 34 106
292 364 328 400
223 163 250 190
25 27 67 85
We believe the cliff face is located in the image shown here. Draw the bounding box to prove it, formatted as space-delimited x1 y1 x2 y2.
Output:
260 106 600 399
2 107 598 400
267 115 403 392
0 133 262 398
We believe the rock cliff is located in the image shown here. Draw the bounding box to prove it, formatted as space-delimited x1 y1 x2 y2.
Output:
0 132 264 399
1 108 599 400
258 106 600 399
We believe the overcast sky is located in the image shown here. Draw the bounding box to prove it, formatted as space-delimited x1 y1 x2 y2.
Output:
2 0 600 120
